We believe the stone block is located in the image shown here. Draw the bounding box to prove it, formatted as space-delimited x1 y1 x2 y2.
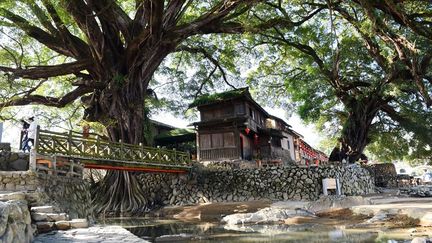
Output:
69 219 88 228
47 213 68 222
36 221 54 233
10 159 28 171
4 183 15 191
31 212 47 222
31 206 56 214
0 192 26 201
54 220 71 230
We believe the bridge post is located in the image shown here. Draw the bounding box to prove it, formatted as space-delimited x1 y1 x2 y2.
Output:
69 159 74 177
53 156 57 175
119 140 124 160
68 130 73 155
139 143 143 158
29 149 37 171
29 126 40 171
157 146 161 161
95 135 100 156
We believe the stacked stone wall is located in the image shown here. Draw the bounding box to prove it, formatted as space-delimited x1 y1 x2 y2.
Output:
0 171 37 191
138 165 375 206
0 143 29 171
37 174 93 219
0 171 93 220
364 163 398 187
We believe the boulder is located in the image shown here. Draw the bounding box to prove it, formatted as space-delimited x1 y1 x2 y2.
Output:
0 201 34 242
420 212 432 227
222 207 315 225
411 237 429 243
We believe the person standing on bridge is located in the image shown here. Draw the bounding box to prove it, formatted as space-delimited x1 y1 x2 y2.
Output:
20 119 30 152
24 117 37 152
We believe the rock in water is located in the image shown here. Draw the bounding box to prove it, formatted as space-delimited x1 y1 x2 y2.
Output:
221 207 315 225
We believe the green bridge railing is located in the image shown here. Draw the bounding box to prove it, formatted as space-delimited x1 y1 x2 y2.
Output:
32 128 191 169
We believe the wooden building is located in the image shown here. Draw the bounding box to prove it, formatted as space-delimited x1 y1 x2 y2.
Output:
151 120 196 156
190 88 306 165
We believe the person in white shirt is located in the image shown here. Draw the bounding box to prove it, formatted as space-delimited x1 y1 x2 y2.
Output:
24 117 37 152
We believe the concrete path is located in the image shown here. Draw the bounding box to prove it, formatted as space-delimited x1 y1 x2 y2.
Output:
33 226 149 243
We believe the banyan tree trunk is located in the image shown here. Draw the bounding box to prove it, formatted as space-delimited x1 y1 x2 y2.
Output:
330 97 381 163
90 89 151 216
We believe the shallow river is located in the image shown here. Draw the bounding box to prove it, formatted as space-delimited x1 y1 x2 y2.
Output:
98 217 425 243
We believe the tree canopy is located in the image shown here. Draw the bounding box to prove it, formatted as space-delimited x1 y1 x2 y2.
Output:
242 0 432 163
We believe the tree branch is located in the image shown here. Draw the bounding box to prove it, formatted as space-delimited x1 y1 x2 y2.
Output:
41 0 91 59
0 8 75 57
0 85 94 108
0 60 92 79
176 45 236 89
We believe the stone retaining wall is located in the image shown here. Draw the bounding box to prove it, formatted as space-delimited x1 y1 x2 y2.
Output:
37 174 93 219
0 144 29 171
0 171 37 191
364 163 398 187
0 200 34 243
0 171 93 220
138 165 375 206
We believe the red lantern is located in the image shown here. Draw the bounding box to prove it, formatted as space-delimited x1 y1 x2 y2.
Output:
245 127 250 134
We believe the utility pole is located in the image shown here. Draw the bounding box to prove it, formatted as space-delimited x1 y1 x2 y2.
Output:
0 122 3 142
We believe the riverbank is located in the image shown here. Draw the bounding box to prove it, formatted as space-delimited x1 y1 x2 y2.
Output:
34 226 148 243
33 190 432 242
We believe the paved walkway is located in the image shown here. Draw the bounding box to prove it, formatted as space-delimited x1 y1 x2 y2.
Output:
33 226 149 243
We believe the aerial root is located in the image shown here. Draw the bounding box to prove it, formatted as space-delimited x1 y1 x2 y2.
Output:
92 170 148 217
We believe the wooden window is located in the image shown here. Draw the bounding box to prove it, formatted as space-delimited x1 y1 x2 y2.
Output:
272 137 282 147
200 134 211 149
249 107 255 119
202 111 213 121
235 103 245 115
214 108 222 118
223 107 233 117
223 132 235 147
211 133 224 148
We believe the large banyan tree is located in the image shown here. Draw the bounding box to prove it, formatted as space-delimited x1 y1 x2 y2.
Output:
247 0 432 163
0 0 319 215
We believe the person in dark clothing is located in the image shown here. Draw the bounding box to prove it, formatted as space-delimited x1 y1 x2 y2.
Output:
20 119 30 151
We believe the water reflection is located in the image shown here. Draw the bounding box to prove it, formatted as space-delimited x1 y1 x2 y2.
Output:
98 218 420 243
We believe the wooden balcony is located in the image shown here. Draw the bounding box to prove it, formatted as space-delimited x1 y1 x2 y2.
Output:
199 147 239 161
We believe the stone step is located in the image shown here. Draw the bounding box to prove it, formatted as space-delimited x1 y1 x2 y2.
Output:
35 221 54 233
54 219 89 230
0 191 26 201
35 217 89 234
31 205 59 214
31 212 68 222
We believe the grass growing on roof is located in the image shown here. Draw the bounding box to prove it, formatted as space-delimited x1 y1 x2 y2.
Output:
189 88 248 108
155 128 195 139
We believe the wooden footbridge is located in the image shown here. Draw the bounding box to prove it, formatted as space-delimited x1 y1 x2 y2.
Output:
29 128 192 176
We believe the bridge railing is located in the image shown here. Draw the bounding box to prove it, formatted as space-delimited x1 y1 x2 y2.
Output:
32 128 191 168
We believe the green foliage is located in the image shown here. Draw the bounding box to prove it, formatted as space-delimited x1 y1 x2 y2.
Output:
189 88 248 108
